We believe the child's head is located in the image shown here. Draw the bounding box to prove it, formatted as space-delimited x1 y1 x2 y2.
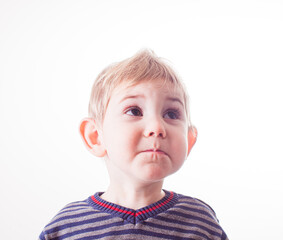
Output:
80 49 197 183
88 49 191 129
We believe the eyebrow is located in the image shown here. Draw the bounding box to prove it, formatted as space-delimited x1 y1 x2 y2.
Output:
119 94 145 103
120 95 184 106
166 97 184 107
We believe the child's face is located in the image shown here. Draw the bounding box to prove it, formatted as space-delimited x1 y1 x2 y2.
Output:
99 79 190 184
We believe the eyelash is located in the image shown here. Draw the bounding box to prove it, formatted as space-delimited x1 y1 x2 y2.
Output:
124 106 181 120
164 108 181 119
124 106 143 116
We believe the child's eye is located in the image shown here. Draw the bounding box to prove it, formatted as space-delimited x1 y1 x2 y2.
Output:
125 107 143 116
163 109 180 119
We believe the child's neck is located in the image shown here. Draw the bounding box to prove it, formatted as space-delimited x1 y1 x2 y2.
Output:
100 181 165 210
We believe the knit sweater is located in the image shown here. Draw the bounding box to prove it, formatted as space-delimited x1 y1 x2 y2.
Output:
39 190 228 240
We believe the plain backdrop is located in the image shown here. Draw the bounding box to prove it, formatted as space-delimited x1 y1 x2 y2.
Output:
1 0 283 239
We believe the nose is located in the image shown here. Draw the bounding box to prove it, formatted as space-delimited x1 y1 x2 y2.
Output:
144 116 166 138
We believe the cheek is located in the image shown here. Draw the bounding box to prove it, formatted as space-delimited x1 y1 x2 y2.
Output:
171 132 188 162
103 123 139 156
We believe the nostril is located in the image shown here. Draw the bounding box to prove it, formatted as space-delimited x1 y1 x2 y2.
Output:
148 131 164 137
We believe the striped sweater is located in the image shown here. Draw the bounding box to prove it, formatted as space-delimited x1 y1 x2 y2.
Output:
39 190 228 240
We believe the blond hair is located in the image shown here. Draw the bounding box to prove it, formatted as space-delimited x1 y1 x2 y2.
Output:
88 49 191 128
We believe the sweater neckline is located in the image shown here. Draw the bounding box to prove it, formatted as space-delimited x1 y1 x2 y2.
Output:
87 190 178 224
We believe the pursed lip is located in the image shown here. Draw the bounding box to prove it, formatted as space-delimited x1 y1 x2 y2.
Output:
141 149 168 156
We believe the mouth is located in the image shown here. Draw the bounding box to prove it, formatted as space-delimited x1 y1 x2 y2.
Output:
142 149 167 155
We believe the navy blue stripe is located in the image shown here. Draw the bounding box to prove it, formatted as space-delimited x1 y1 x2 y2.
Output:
175 205 217 221
39 231 45 240
56 202 90 216
221 231 228 240
51 221 131 240
177 198 210 208
57 207 91 216
150 216 221 237
46 210 102 227
45 215 116 234
166 210 222 230
61 201 89 209
178 196 216 214
78 228 198 240
144 222 213 240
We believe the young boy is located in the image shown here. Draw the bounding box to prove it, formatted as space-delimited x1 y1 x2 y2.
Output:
39 50 228 240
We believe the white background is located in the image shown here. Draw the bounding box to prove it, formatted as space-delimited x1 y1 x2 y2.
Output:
1 1 283 239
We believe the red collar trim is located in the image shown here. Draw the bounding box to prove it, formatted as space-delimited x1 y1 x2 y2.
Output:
88 190 177 224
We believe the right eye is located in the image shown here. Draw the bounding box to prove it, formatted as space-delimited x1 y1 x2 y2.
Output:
125 107 143 116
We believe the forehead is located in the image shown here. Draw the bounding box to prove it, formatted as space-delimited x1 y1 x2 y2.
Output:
112 79 184 100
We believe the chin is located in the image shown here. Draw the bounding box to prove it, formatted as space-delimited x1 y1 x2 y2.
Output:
138 167 169 182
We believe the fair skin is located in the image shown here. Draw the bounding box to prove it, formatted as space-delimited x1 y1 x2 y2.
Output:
80 79 197 209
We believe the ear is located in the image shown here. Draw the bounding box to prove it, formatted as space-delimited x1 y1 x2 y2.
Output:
187 126 197 156
79 118 106 157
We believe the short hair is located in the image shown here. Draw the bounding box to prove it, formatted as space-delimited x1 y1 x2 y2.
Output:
88 49 191 128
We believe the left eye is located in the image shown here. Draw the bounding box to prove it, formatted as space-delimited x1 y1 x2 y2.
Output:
125 107 143 116
164 110 180 119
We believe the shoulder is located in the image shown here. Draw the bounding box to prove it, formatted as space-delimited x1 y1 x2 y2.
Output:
39 198 99 240
175 194 222 223
169 192 228 239
176 193 219 221
49 199 93 223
